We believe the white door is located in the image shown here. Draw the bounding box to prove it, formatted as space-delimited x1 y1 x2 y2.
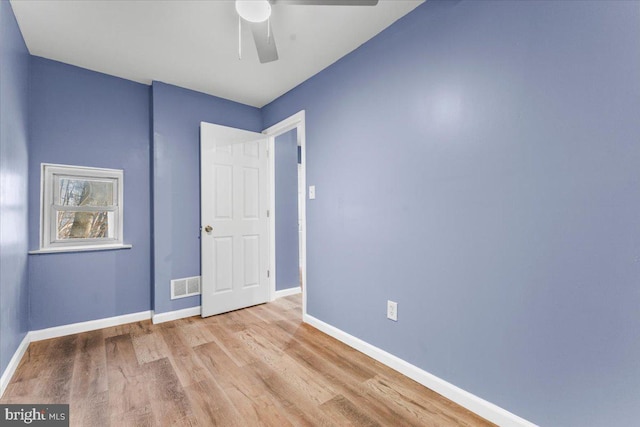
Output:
200 122 270 317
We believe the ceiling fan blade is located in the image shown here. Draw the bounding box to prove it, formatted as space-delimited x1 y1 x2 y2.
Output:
272 0 378 5
250 21 279 63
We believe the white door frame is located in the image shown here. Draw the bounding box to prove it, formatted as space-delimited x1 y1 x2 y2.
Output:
263 110 307 317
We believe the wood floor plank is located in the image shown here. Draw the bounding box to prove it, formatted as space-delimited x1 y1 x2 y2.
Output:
284 327 379 383
270 353 338 405
270 294 300 311
70 329 108 398
250 302 293 324
282 338 422 426
226 384 298 427
363 374 481 427
194 341 297 426
203 322 261 367
180 322 218 348
102 322 136 339
245 359 339 426
71 390 109 427
41 334 78 401
193 340 265 396
105 333 154 424
143 358 193 427
183 379 242 427
1 295 494 427
131 330 171 365
216 310 250 333
157 325 211 388
320 394 382 427
10 339 54 383
236 328 284 368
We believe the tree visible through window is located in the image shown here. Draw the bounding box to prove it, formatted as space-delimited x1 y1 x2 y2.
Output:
39 164 124 251
57 179 113 239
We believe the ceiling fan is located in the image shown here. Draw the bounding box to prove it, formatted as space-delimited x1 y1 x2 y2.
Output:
235 0 379 63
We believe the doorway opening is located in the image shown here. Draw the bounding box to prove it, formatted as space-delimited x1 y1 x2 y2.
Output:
264 111 307 317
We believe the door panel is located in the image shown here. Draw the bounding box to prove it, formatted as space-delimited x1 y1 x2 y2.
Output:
214 165 233 219
243 167 260 218
242 235 260 287
213 236 233 292
201 122 269 317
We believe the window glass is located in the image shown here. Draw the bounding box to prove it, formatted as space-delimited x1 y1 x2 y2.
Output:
39 164 124 251
57 178 114 207
56 211 114 240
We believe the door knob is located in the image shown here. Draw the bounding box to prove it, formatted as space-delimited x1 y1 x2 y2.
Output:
204 225 213 233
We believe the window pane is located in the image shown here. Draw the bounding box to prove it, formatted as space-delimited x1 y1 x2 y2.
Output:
56 211 114 240
58 178 114 207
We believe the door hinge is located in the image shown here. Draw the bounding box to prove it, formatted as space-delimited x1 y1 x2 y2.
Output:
267 209 270 217
267 270 270 278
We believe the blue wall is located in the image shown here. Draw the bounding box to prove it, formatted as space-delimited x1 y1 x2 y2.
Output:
262 1 640 426
151 82 262 314
275 129 299 291
28 58 151 329
0 0 30 375
3 1 639 425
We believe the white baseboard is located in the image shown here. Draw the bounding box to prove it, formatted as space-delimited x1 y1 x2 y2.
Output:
0 333 31 398
30 310 152 342
303 314 537 427
152 305 201 324
274 286 302 299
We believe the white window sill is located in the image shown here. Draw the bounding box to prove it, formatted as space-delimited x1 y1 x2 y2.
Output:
29 244 133 255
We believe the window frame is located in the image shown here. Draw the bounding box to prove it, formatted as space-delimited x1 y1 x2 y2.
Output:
36 163 129 253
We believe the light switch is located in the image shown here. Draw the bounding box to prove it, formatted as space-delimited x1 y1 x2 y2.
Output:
309 185 316 200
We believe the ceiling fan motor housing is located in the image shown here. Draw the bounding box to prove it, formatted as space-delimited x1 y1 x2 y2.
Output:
236 0 272 23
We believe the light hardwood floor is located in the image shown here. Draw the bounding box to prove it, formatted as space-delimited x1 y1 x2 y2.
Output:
1 295 494 426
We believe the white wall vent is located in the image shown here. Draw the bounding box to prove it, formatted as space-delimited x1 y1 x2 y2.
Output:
171 276 201 300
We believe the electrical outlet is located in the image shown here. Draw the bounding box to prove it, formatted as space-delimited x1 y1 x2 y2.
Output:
387 300 398 321
309 185 316 200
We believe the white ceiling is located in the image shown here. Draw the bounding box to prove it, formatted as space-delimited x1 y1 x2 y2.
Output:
10 0 423 107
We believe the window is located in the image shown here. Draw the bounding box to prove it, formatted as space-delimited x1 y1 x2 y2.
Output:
36 163 129 253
